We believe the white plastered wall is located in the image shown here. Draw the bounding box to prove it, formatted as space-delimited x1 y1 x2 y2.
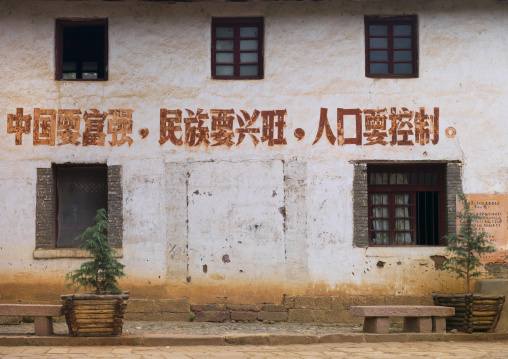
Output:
0 0 507 302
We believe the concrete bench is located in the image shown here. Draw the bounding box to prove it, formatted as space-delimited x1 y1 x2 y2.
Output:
350 305 455 334
0 304 64 335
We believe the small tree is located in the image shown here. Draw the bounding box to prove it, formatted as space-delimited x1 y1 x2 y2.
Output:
65 208 125 294
441 192 497 293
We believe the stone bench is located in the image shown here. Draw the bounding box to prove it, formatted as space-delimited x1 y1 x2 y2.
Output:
0 304 64 335
350 305 455 334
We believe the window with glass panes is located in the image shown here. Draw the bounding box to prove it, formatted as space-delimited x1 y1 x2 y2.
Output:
212 18 263 79
364 16 418 78
368 165 445 246
55 19 108 81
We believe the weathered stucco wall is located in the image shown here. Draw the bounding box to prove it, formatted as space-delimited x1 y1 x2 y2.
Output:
0 0 507 303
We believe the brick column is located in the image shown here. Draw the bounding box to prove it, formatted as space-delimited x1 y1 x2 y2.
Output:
353 163 368 247
108 165 123 248
445 163 462 236
35 168 56 249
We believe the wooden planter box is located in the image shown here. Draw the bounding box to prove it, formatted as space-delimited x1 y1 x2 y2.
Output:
432 293 505 333
61 291 129 337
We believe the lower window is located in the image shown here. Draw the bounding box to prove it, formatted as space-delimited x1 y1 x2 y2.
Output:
35 164 122 250
368 164 445 246
56 165 107 247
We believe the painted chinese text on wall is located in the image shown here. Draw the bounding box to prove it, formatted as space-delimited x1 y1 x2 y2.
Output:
313 107 441 146
7 108 133 146
6 107 456 147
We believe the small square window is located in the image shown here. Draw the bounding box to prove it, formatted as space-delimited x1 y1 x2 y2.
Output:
364 16 418 78
212 18 264 80
55 19 108 81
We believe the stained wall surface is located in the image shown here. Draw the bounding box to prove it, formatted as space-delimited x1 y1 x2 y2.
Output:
0 0 507 303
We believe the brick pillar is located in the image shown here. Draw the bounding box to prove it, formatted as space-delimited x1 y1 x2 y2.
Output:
445 163 462 236
353 163 368 247
108 165 123 248
35 168 56 249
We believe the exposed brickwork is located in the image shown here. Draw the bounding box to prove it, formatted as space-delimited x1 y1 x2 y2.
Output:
35 168 56 249
353 163 368 247
156 298 190 313
125 312 191 321
128 298 190 314
202 304 226 311
226 304 263 312
190 305 203 312
283 295 295 309
261 304 285 312
183 295 432 324
446 163 462 237
108 165 123 248
231 311 258 322
485 263 508 279
288 309 326 322
258 311 288 322
195 311 230 322
294 296 331 309
126 298 191 321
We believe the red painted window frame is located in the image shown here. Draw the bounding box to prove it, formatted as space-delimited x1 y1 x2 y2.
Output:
211 17 264 80
55 18 108 81
367 164 446 246
364 15 418 79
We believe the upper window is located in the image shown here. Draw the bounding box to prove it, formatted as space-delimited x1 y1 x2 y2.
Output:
368 164 445 246
55 19 108 81
56 165 108 247
212 17 264 80
364 15 418 78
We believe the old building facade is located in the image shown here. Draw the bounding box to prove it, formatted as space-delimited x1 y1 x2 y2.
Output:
1 0 507 321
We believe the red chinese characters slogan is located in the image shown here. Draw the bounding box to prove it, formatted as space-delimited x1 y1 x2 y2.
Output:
7 107 450 147
159 108 287 147
313 107 440 146
7 108 133 147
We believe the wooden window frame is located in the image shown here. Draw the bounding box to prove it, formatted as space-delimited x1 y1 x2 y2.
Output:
211 17 264 80
368 164 445 246
55 18 108 81
364 15 418 79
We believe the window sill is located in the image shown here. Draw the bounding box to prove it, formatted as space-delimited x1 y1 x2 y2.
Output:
365 246 447 258
365 74 418 79
33 248 123 259
56 78 108 82
211 77 264 80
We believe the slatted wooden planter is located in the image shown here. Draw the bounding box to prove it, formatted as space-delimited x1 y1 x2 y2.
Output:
61 291 129 337
432 293 504 333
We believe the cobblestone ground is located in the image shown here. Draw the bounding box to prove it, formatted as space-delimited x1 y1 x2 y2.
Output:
1 341 508 358
0 321 363 336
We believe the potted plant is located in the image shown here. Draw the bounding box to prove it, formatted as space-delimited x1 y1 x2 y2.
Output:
61 208 129 337
433 192 505 333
